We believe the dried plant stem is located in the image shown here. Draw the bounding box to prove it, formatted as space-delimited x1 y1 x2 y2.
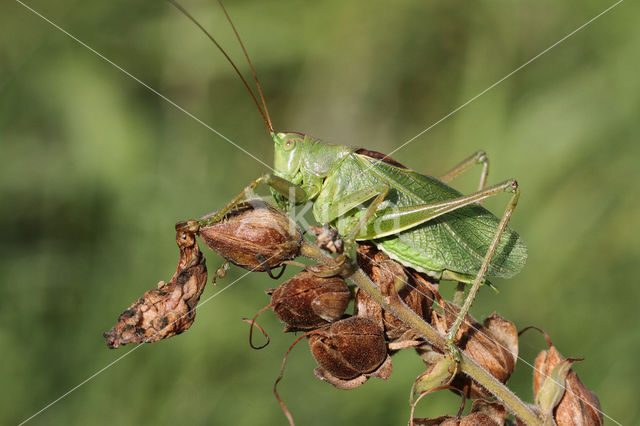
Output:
301 242 542 426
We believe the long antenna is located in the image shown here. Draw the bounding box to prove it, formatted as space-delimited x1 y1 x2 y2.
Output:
215 0 273 133
166 0 274 133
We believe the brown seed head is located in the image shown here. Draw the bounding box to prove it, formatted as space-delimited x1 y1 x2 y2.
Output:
270 271 351 331
197 200 302 272
412 400 508 426
309 317 392 389
412 412 499 426
531 329 603 425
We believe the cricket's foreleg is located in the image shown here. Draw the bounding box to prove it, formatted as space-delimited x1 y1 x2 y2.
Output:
306 184 390 277
445 179 520 362
199 174 306 227
345 185 390 243
439 150 490 193
315 184 390 276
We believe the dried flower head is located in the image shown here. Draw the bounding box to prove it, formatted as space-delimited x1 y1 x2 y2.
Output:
195 200 302 272
412 400 508 426
104 229 207 348
270 271 351 331
528 327 603 425
309 317 392 389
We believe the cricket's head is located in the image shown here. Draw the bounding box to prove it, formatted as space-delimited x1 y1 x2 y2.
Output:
272 132 306 183
272 132 355 202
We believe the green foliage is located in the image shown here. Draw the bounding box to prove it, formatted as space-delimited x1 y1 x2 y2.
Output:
1 0 638 424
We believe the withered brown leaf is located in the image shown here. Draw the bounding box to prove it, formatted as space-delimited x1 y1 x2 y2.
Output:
104 229 207 348
531 328 603 425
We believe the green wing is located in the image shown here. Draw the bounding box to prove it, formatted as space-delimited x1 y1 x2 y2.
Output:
314 153 527 279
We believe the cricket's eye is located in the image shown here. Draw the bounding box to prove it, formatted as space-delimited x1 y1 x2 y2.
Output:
284 138 296 151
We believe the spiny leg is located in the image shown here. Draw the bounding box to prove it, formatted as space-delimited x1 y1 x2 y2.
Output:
176 174 306 241
445 179 520 362
439 150 490 193
439 151 491 342
339 184 390 271
193 172 368 277
345 185 390 243
199 174 306 227
439 151 490 335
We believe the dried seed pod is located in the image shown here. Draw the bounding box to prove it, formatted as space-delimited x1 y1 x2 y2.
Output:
468 400 510 425
104 229 207 348
431 305 518 399
270 271 351 331
527 327 603 425
411 399 508 426
356 243 435 343
412 412 500 426
195 200 303 272
309 317 392 389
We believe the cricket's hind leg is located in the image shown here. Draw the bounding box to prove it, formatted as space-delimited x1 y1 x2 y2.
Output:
444 180 520 365
344 178 520 367
439 150 490 194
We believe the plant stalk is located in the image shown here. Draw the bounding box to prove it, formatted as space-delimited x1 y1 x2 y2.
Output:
301 242 541 426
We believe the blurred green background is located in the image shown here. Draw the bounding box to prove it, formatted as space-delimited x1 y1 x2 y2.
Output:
1 0 638 424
